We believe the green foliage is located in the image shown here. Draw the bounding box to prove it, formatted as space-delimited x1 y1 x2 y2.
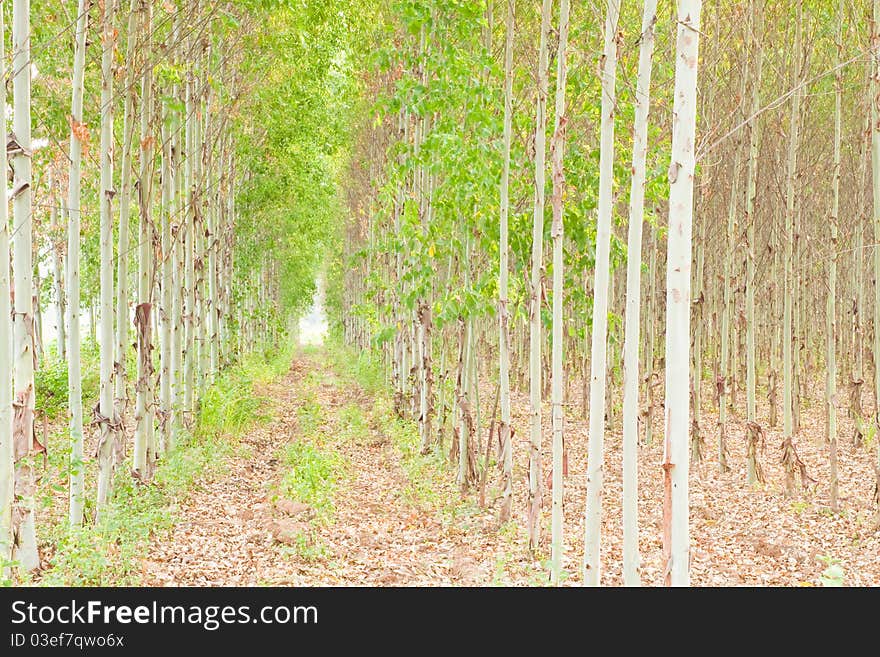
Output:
277 442 345 520
818 555 844 587
198 368 271 438
35 340 100 421
327 342 386 395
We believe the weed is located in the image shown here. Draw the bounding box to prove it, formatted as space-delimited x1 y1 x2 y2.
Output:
818 555 844 587
277 441 345 520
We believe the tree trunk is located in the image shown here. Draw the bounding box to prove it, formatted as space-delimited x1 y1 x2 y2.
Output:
584 0 621 586
549 0 570 586
65 0 90 526
11 0 39 572
745 0 764 486
871 0 880 507
497 0 515 526
663 0 702 588
133 0 155 478
782 1 803 498
96 0 120 515
116 0 140 422
621 0 657 588
527 0 552 552
0 6 14 570
827 0 842 512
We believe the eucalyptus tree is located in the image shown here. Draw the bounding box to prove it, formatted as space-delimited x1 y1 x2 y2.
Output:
184 68 197 421
96 0 120 513
11 0 39 572
584 0 621 587
826 0 842 513
0 3 14 568
872 0 880 502
497 0 515 525
782 0 803 497
663 0 702 588
159 81 177 453
133 0 156 478
621 0 658 587
65 0 90 526
116 0 140 420
549 0 569 586
527 0 552 551
744 0 764 486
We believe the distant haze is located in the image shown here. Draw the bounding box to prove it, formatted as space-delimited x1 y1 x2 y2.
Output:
299 278 328 346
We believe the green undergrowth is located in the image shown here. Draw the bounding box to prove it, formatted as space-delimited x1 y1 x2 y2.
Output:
276 441 345 522
31 344 292 586
34 340 103 421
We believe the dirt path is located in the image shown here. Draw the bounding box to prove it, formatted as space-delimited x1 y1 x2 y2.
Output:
142 350 513 586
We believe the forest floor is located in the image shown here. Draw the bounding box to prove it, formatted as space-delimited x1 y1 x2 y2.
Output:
134 345 880 586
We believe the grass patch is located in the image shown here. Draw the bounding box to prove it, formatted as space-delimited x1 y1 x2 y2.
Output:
339 403 369 441
35 340 101 421
277 441 345 521
326 342 385 396
296 395 324 437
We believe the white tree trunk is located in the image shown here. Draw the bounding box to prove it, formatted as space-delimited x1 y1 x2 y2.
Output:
51 174 66 361
184 73 196 420
66 0 90 526
0 5 14 568
549 0 570 586
133 0 155 477
826 0 841 511
116 0 140 419
583 0 620 586
621 0 658 588
871 0 880 500
11 0 39 572
160 98 174 455
527 0 552 552
497 0 515 526
782 0 803 497
96 0 119 515
662 0 702 587
744 0 763 486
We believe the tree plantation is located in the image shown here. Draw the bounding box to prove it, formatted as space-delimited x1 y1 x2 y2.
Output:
0 0 878 588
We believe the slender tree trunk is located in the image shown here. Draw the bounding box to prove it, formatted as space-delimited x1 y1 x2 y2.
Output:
584 0 621 586
827 0 842 512
549 0 570 586
115 0 139 422
662 0 702 588
0 5 14 569
644 229 657 446
527 0 552 551
96 0 119 515
184 72 196 422
133 0 155 478
871 0 880 507
497 0 515 526
52 187 66 360
160 97 174 455
66 0 90 526
11 0 39 572
621 0 657 588
782 1 803 498
745 0 764 486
